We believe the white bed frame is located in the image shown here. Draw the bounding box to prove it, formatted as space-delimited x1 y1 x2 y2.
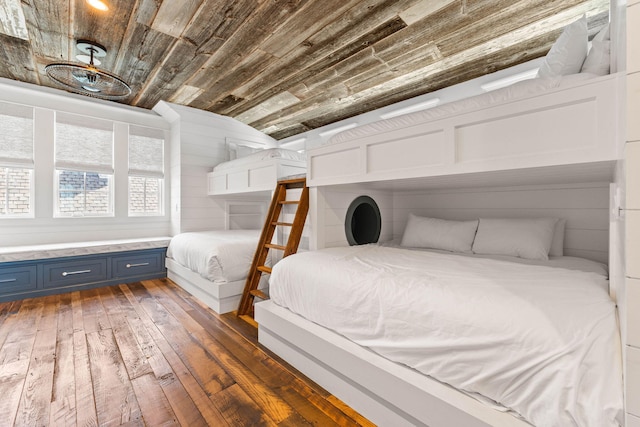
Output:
207 156 306 195
256 301 531 427
255 73 625 426
307 74 622 187
166 257 266 314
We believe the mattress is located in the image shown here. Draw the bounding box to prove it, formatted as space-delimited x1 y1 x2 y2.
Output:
329 73 598 145
269 244 623 427
166 230 260 283
213 148 306 172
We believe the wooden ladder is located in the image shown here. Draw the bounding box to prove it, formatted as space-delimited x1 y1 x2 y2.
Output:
237 176 309 316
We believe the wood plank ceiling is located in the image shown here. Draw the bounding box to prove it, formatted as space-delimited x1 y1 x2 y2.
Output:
0 0 609 140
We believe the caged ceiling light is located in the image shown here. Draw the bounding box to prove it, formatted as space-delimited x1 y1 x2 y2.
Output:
45 40 131 100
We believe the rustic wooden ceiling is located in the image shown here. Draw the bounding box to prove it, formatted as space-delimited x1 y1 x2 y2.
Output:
0 0 609 140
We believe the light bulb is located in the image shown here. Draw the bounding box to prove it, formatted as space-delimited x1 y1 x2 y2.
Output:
86 0 108 11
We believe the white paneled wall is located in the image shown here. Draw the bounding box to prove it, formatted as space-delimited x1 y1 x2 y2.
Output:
153 102 276 235
627 0 640 421
393 183 611 264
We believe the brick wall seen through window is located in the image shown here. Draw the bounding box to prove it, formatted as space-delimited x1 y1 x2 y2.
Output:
0 167 31 216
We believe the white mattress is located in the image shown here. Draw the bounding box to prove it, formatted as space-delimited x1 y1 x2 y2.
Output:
329 73 598 145
213 148 306 172
269 245 623 427
166 230 260 283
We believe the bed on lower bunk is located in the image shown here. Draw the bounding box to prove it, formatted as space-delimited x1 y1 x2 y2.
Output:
257 18 624 426
256 216 623 427
165 229 267 313
207 147 306 195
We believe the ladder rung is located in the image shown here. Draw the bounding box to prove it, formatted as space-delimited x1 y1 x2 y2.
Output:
265 243 286 250
279 201 300 205
257 266 272 274
278 177 306 187
272 221 294 226
249 289 269 300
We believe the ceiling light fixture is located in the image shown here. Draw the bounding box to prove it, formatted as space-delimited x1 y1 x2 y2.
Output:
45 40 131 100
86 0 109 11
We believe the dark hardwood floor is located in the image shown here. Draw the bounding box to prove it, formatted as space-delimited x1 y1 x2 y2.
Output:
0 278 373 426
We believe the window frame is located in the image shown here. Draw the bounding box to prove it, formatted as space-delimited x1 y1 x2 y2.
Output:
54 169 114 218
0 101 35 219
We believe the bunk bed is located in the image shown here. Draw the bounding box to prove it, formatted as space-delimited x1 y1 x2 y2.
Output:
168 147 307 313
207 148 306 195
307 71 621 188
255 18 625 427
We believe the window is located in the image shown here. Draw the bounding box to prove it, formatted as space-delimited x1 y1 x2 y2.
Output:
128 125 164 216
55 112 114 217
0 102 34 217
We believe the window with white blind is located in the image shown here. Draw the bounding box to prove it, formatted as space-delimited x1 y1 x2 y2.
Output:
0 101 34 217
128 125 164 216
55 112 114 217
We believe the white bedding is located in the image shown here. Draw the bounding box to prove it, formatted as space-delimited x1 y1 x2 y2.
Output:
269 245 623 427
166 230 260 283
213 148 306 172
329 73 597 145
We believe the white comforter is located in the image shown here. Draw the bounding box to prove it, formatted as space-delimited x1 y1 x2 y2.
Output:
166 230 260 283
270 245 623 427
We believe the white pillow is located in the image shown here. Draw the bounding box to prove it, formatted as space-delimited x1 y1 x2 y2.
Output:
472 218 558 260
549 218 566 257
593 23 611 42
401 214 478 253
581 39 610 75
537 16 588 78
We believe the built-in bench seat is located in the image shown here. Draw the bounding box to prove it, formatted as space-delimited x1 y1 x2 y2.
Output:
0 237 171 301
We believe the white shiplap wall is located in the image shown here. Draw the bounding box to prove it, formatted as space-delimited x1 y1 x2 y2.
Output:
625 0 640 423
393 183 611 264
311 182 610 266
153 102 276 235
311 185 393 249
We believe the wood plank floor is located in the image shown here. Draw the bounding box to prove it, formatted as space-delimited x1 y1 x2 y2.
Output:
0 278 374 426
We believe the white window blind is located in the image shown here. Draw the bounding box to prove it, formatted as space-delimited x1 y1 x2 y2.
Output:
0 101 34 167
55 112 114 173
129 125 164 178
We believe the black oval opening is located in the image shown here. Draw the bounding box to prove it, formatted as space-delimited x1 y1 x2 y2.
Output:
345 196 381 246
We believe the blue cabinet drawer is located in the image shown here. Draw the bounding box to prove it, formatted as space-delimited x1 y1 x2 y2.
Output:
112 252 163 278
0 265 37 293
43 258 108 288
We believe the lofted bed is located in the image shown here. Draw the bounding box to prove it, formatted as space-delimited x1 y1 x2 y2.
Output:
167 147 307 313
307 72 622 189
255 17 626 427
207 148 306 195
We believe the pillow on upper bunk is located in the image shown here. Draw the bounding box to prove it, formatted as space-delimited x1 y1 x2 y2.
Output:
549 218 566 257
581 23 611 76
401 214 478 253
537 15 588 79
472 218 558 260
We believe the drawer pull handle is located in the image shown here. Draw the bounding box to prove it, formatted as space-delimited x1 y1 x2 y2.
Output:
62 269 91 277
0 278 17 283
126 262 150 268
